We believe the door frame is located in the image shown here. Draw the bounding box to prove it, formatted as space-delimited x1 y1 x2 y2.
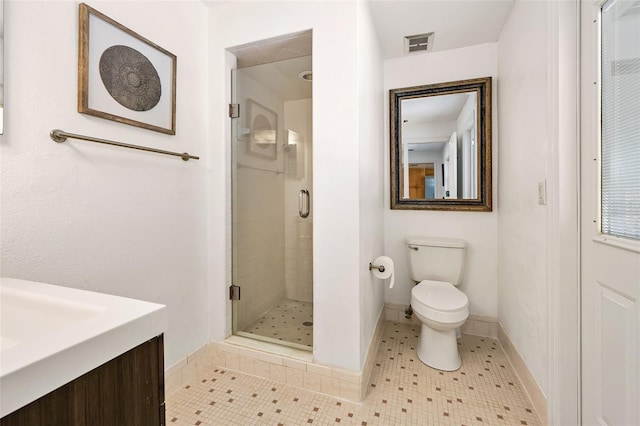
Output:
549 0 638 423
547 0 581 424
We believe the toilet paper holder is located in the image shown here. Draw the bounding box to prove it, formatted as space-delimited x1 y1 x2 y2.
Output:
369 262 386 273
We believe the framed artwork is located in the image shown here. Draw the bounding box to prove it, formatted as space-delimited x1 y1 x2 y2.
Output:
246 99 278 159
78 3 177 135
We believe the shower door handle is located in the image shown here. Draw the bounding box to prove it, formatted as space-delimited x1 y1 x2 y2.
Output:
299 189 310 218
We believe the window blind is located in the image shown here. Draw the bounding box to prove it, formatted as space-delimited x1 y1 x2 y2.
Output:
600 0 640 240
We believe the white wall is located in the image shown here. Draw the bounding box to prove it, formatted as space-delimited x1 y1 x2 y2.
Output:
456 95 476 136
0 0 210 367
208 1 383 372
357 0 385 368
457 94 477 199
409 150 444 165
383 44 499 318
497 1 549 395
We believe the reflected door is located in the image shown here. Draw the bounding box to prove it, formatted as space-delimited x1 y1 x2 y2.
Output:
443 131 457 198
425 176 436 199
409 167 426 198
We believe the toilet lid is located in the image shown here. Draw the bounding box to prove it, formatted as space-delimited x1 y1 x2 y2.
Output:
412 280 468 311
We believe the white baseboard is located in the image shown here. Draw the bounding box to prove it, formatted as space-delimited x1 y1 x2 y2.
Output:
361 310 385 398
498 323 547 424
384 303 499 338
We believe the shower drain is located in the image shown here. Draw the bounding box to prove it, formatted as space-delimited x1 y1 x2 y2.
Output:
302 321 313 327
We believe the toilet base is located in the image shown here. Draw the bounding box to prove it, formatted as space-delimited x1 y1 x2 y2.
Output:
416 323 461 371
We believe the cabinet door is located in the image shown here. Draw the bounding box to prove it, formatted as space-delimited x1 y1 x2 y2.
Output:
0 335 165 426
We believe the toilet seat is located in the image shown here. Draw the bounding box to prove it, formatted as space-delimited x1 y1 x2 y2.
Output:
411 280 469 324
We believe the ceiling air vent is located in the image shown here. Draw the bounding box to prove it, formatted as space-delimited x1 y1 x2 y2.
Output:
404 32 435 54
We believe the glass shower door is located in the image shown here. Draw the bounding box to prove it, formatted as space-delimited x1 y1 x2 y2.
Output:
231 56 313 350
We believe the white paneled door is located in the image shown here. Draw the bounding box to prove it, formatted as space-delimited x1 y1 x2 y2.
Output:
581 1 640 424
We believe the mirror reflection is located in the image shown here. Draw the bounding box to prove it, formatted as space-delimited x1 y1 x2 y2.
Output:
401 92 477 200
390 77 492 211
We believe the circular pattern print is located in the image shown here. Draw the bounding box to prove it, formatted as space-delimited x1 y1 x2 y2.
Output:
99 45 161 111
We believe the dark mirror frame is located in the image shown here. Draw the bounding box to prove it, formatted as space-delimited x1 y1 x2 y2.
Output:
390 77 492 211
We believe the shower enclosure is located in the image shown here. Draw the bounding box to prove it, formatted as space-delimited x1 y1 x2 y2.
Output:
230 44 313 351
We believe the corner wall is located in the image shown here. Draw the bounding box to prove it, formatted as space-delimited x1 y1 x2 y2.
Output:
357 0 385 368
0 0 210 367
497 1 550 396
207 1 382 372
383 44 499 318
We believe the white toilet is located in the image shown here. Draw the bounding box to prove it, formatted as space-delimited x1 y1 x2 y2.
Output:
406 236 469 371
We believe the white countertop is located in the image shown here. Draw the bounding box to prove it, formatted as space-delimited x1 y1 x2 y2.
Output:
0 277 167 418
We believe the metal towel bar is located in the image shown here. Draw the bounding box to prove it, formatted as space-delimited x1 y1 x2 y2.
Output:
50 129 200 161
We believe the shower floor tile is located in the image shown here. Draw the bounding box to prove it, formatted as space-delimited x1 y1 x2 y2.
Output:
242 299 313 348
167 322 541 425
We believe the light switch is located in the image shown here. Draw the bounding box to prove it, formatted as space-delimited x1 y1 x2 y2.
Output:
538 180 547 205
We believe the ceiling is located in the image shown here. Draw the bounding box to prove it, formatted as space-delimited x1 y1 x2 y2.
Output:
402 93 471 124
228 30 312 69
368 0 515 59
226 0 515 100
238 55 312 101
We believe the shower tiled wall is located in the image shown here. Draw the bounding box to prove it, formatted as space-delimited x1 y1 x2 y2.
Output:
284 99 313 303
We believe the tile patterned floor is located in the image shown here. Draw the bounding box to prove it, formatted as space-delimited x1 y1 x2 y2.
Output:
242 299 313 348
166 322 541 425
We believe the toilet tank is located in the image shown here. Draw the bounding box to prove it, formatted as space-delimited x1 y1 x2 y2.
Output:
405 236 467 285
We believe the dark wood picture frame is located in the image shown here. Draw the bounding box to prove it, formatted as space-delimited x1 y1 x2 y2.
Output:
78 3 177 135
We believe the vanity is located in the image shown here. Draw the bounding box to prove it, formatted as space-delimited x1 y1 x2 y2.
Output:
0 278 167 425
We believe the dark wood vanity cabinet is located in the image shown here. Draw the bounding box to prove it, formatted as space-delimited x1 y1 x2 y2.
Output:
1 335 165 426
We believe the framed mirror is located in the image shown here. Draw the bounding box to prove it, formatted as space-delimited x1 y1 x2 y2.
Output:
390 77 492 211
